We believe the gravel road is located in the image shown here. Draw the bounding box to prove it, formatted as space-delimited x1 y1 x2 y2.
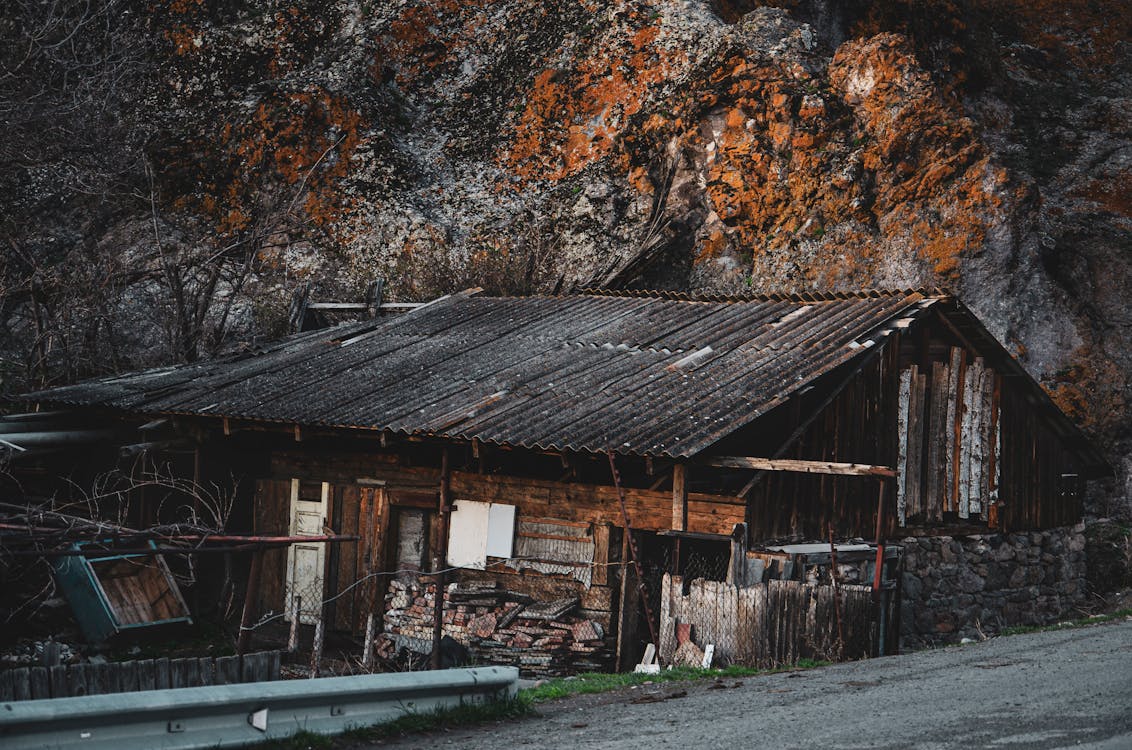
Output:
367 618 1132 750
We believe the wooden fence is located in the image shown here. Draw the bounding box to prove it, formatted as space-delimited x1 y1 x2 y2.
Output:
0 651 281 702
659 576 888 667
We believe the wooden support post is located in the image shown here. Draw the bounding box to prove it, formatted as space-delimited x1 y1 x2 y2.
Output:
236 549 264 656
872 480 887 594
309 616 324 678
365 278 384 319
828 521 844 660
672 463 687 531
614 529 639 671
430 448 451 670
727 522 748 586
287 594 301 653
361 612 376 671
873 477 893 656
592 523 611 586
608 451 658 658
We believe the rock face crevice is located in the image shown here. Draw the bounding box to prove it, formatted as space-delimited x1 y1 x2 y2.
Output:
1 1 1129 513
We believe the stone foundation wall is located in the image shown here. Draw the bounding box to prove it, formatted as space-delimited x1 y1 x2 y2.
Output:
900 523 1087 647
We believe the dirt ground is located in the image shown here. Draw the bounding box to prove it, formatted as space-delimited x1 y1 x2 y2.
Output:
365 617 1132 750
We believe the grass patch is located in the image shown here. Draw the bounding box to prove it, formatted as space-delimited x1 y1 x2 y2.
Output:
522 659 829 703
257 729 336 750
345 695 534 741
999 607 1132 637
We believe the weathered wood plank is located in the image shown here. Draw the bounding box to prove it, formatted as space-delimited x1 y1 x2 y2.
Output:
135 659 155 691
658 573 676 664
968 361 988 516
118 659 140 693
897 368 912 526
958 358 976 519
906 371 926 521
267 651 282 681
87 663 114 696
591 524 611 586
214 655 239 685
243 651 273 683
168 658 188 689
926 361 949 522
945 346 965 514
9 668 32 701
987 373 1002 528
701 456 896 477
48 665 68 698
0 669 13 702
672 463 687 531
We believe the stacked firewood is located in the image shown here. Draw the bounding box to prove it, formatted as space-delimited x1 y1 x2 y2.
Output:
380 579 612 676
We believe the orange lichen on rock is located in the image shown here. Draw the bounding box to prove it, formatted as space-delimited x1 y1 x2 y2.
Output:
828 33 1004 278
1077 171 1132 219
502 15 679 182
172 88 365 239
377 0 491 87
1046 344 1127 437
975 0 1132 70
164 25 200 56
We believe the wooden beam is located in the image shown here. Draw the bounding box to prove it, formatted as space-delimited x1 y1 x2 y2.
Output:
430 448 451 670
702 456 896 478
672 463 687 531
306 302 369 310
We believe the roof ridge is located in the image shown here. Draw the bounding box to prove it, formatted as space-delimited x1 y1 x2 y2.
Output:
570 287 951 303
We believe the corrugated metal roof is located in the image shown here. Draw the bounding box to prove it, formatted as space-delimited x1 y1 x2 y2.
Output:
27 290 940 458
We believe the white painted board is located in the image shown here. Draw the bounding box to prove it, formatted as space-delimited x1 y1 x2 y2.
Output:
486 503 516 558
446 500 490 569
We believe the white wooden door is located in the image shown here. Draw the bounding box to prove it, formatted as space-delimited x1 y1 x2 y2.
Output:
285 479 328 624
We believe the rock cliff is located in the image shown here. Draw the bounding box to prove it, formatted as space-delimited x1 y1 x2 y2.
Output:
1 0 1129 510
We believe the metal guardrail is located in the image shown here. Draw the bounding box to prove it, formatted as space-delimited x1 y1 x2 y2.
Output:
0 666 518 750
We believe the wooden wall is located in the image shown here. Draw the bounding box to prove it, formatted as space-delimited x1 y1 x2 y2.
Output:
896 348 1001 527
741 340 900 542
254 451 745 634
253 478 390 633
998 384 1084 530
892 321 1085 533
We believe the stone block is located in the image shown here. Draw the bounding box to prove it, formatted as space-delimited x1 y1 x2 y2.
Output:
958 569 985 593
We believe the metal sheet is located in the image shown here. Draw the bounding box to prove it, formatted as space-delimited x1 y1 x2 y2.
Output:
28 291 942 458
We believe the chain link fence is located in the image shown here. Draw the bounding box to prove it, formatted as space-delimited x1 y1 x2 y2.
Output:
238 539 896 676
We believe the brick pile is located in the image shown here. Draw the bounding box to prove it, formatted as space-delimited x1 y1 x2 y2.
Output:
380 578 613 676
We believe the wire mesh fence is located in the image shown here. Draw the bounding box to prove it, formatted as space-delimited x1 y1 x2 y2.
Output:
238 546 894 677
657 574 891 668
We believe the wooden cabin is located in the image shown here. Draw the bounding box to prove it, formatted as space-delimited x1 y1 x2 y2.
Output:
19 289 1109 667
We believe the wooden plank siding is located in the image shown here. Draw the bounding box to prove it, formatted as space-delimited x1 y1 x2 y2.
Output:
893 328 1084 532
743 340 901 542
253 480 291 619
999 383 1083 531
